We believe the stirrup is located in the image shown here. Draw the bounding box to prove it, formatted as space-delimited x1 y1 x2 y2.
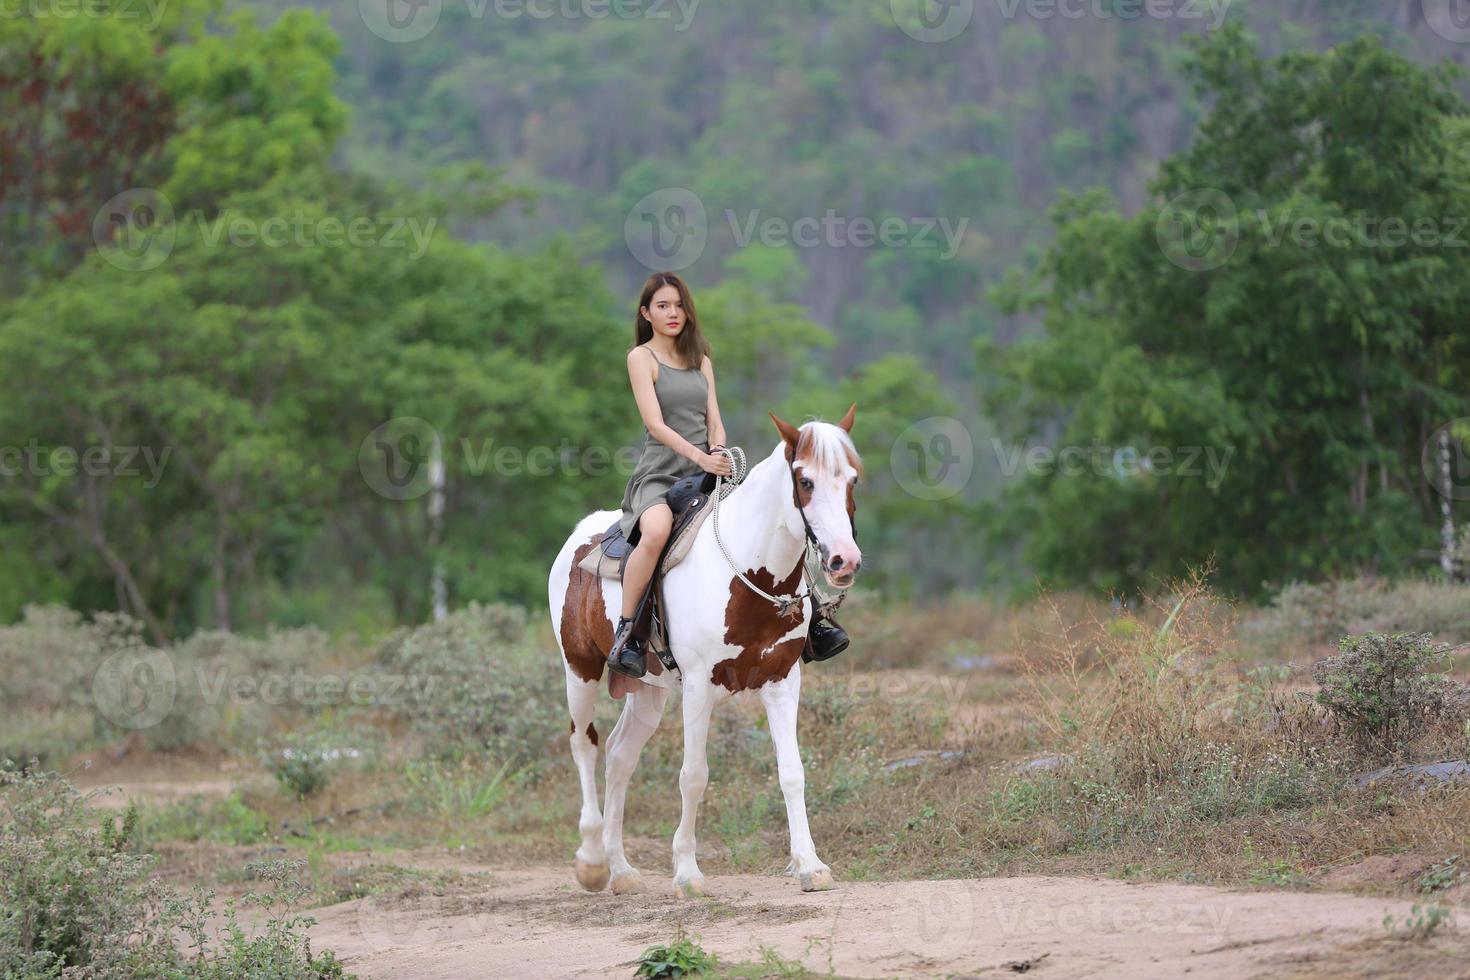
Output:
607 616 647 678
803 615 849 663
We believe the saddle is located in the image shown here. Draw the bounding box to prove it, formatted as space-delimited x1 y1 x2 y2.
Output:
575 471 720 672
576 471 718 580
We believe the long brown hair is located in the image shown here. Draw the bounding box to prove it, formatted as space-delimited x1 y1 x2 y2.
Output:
632 272 711 369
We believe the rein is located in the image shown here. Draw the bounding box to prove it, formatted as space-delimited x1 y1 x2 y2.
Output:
709 446 849 621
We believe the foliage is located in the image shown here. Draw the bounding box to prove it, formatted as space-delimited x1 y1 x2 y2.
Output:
634 931 719 979
1242 578 1470 655
1310 632 1470 752
138 792 272 848
403 756 520 823
260 723 379 800
984 24 1470 597
1417 856 1469 895
1382 903 1455 942
375 602 563 770
0 764 352 978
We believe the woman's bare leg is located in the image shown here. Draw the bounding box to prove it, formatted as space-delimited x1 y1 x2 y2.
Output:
620 503 672 618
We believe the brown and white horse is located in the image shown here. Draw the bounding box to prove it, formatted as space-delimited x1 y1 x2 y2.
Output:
548 407 862 897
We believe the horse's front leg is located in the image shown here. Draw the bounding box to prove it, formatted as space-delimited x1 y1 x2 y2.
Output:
671 676 714 897
760 665 834 891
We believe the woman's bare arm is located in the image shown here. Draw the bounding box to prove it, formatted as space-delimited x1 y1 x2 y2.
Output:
628 348 707 463
701 354 726 448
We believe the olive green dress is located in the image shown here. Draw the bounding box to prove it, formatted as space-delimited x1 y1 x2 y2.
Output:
618 349 709 544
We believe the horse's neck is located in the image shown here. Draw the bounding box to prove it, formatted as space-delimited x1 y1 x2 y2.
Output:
710 448 806 582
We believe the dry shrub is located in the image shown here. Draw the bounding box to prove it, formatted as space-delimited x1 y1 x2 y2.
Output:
1309 631 1470 756
984 574 1356 854
839 589 1006 670
1016 573 1245 788
1242 577 1470 658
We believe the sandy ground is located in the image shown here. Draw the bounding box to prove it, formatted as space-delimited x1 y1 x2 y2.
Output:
284 860 1468 980
74 748 1470 979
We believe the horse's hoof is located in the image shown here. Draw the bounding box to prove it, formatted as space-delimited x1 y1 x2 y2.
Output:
673 876 707 899
800 868 836 892
610 871 643 895
575 859 610 892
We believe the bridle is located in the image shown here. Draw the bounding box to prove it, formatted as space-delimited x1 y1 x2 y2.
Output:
709 445 854 620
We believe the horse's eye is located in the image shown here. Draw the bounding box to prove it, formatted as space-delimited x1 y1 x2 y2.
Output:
799 477 814 491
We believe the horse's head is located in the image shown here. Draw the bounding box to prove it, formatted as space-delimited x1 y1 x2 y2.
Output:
768 405 864 590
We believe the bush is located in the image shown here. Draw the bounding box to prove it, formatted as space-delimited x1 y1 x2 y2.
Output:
260 721 383 799
0 763 353 978
1310 631 1470 753
985 577 1354 854
375 602 562 770
634 931 718 978
0 605 149 759
1243 579 1470 655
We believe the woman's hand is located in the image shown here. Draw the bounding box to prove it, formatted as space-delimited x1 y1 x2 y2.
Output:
699 449 734 477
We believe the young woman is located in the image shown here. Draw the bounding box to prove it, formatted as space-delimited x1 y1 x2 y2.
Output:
607 272 732 677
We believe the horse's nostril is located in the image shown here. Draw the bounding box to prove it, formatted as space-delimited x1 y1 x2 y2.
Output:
830 556 844 570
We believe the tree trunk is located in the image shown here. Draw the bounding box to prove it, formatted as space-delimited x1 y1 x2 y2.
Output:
1440 428 1457 580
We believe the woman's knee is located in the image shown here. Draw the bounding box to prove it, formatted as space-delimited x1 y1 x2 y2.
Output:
639 504 672 545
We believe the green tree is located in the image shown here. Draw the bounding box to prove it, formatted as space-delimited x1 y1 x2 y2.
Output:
985 24 1470 597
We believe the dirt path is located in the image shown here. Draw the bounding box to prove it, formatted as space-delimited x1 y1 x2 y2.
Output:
290 862 1467 979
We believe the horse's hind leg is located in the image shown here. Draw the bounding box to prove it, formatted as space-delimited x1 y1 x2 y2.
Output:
601 685 669 895
566 672 609 892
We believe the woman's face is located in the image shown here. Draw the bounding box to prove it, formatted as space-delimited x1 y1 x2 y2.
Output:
642 284 685 338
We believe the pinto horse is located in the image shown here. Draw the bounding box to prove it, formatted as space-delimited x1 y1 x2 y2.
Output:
547 407 863 897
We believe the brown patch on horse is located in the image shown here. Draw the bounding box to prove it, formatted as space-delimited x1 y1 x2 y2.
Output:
560 534 612 683
711 562 806 692
585 721 598 746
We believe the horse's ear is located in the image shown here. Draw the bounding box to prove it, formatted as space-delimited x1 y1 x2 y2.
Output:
837 403 856 433
769 411 801 452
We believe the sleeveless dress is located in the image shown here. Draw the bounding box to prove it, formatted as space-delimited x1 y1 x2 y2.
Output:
617 349 709 543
